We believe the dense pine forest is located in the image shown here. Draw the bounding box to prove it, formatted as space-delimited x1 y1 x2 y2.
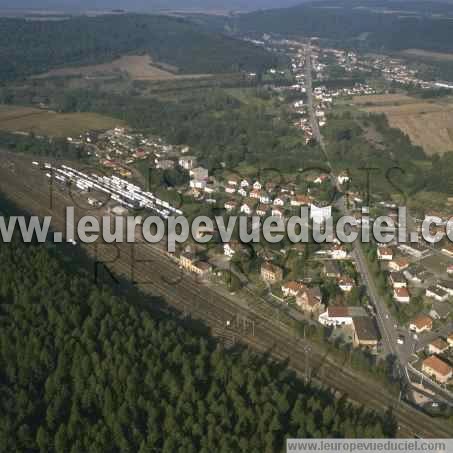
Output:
0 232 394 452
0 14 277 82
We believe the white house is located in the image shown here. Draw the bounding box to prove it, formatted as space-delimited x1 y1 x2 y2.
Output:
271 208 284 218
338 277 354 292
273 197 285 207
330 244 348 260
310 204 332 224
253 181 262 190
240 203 253 215
318 307 353 327
225 185 236 194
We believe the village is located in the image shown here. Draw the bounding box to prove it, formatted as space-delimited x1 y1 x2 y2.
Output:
38 39 453 399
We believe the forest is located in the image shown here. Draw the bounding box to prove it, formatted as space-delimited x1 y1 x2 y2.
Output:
222 1 453 54
40 87 323 173
0 14 278 82
0 231 395 452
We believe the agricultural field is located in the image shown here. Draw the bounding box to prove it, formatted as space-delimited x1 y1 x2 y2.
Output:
32 55 211 81
354 94 453 155
0 105 125 137
401 49 453 62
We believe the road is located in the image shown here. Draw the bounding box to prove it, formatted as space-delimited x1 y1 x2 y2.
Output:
304 44 410 383
304 43 453 408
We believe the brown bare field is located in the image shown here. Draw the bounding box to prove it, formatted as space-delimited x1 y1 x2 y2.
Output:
352 94 417 105
357 97 453 154
32 54 211 81
402 49 453 61
0 105 125 137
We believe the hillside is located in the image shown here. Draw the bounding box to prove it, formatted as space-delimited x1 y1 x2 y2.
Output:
229 0 453 54
0 14 278 81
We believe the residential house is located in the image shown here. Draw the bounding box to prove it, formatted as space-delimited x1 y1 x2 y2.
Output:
224 200 237 212
253 181 262 191
282 281 306 298
271 207 284 218
422 356 453 384
409 315 433 334
227 177 239 186
291 195 311 207
273 197 285 207
240 203 253 216
377 246 393 261
223 241 248 259
337 172 350 185
330 244 348 260
296 287 323 313
338 276 354 292
179 253 211 279
388 257 410 272
237 187 248 197
256 205 268 217
324 261 341 279
394 287 410 304
389 272 407 289
225 185 236 194
426 286 449 302
240 179 250 188
178 155 196 170
318 306 367 327
352 317 379 349
260 193 272 205
404 265 428 284
261 263 283 283
428 338 449 355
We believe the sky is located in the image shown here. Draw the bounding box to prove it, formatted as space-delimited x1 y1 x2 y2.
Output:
0 0 303 12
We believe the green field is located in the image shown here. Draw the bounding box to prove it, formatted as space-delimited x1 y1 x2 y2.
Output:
0 105 125 137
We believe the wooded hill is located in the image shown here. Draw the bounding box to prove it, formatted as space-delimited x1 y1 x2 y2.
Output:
0 14 278 82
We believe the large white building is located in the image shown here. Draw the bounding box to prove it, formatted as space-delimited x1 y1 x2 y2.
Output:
310 204 332 224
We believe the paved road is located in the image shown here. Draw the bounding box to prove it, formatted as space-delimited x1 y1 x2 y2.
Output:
304 43 408 378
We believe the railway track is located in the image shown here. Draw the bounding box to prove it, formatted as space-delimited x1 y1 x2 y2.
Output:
1 154 453 438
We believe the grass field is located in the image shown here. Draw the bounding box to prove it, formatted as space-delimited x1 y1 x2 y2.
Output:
0 105 125 137
354 94 453 154
352 94 416 105
33 55 211 81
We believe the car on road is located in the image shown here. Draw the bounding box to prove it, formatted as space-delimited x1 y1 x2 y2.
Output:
397 335 405 345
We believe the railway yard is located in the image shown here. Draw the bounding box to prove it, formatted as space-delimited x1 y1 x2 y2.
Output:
1 151 453 438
